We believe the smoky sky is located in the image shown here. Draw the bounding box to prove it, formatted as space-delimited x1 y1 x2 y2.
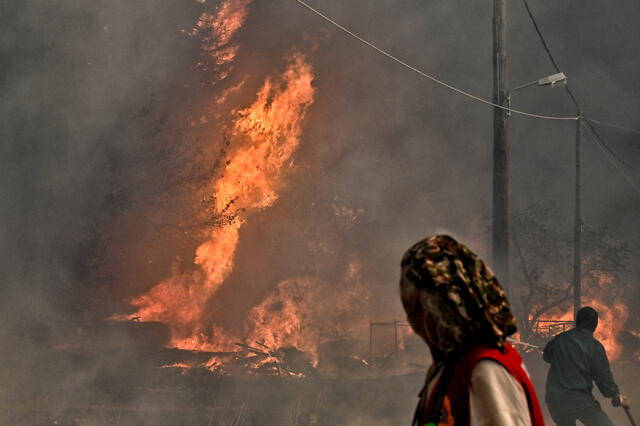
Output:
2 0 640 400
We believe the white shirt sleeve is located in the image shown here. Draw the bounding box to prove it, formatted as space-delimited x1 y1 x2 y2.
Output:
469 359 532 426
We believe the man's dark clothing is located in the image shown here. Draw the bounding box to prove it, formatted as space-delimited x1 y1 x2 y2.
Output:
547 403 614 426
544 327 618 426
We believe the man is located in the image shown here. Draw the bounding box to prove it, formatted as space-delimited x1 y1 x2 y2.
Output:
544 306 630 426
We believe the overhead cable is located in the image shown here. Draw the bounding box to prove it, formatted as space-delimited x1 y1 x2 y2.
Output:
521 0 580 107
522 0 640 178
583 119 638 171
294 0 578 121
585 118 640 136
582 122 640 199
522 0 640 135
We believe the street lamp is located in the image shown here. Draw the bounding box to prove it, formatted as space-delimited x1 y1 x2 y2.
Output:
507 72 567 116
499 71 566 308
493 71 567 296
504 71 583 320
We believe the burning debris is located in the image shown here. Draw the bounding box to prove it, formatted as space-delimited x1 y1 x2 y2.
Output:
232 342 313 376
158 341 313 377
115 260 374 378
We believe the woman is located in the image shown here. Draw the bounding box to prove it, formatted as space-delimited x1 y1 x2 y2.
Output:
399 235 544 426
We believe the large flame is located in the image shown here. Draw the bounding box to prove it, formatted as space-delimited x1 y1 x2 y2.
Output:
214 52 315 213
117 0 372 370
127 51 315 352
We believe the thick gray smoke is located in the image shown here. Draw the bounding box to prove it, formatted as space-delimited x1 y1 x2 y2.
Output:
2 0 639 424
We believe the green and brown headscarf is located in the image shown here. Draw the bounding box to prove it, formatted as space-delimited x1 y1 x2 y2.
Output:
400 235 517 359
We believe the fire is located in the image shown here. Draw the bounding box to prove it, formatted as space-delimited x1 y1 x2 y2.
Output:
245 261 368 366
215 76 247 106
115 0 371 373
126 51 315 353
204 356 225 374
213 52 315 213
537 300 628 360
161 362 191 370
191 0 252 72
590 299 628 360
246 278 319 362
534 271 629 360
586 270 629 360
127 225 240 350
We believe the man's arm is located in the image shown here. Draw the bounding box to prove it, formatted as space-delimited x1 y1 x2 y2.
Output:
542 337 555 364
592 343 632 408
591 342 619 398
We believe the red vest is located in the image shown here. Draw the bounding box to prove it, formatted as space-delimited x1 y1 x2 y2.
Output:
414 343 545 426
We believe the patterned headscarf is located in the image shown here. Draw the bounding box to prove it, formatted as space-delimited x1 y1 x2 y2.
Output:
400 235 517 357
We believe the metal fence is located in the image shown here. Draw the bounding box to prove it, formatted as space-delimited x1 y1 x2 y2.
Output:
531 319 574 340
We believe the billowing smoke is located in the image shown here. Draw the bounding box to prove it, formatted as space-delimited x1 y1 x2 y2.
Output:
2 0 639 424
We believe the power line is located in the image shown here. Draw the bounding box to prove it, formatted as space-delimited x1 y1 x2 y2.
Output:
585 118 640 136
583 119 639 171
520 0 581 107
293 0 578 121
522 0 640 135
294 0 640 191
521 0 640 176
582 121 640 199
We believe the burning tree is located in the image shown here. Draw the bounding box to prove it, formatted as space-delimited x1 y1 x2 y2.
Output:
511 201 631 357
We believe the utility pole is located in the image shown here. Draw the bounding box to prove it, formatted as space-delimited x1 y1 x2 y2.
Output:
493 0 509 290
573 111 583 317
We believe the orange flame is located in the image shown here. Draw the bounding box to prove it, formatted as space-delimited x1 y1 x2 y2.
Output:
245 261 368 366
118 0 371 369
215 77 247 106
127 52 316 353
161 362 191 369
538 301 628 360
535 271 629 360
192 0 252 71
590 299 628 360
214 52 315 214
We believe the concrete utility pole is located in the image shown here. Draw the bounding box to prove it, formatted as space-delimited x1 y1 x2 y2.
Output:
492 0 509 290
573 111 583 317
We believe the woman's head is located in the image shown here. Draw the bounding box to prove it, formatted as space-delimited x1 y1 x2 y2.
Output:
399 235 517 359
